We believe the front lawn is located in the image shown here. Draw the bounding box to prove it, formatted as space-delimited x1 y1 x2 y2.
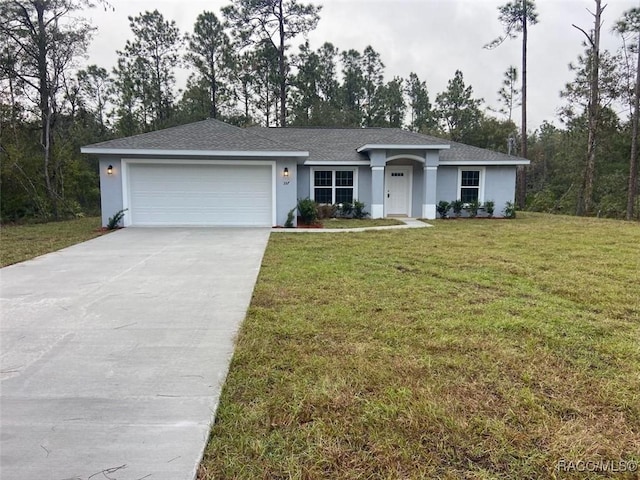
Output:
0 217 103 267
200 213 640 479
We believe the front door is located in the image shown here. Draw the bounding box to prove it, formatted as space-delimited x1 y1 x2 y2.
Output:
385 166 411 216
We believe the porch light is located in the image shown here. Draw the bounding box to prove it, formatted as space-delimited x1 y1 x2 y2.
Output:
107 165 113 175
283 167 289 177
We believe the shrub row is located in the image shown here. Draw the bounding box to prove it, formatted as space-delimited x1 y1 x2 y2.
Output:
436 200 515 219
294 199 369 225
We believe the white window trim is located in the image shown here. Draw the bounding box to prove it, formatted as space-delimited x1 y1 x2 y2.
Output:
310 167 359 204
457 166 485 204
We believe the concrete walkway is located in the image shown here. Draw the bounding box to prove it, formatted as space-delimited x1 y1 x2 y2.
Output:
0 228 270 480
272 217 431 233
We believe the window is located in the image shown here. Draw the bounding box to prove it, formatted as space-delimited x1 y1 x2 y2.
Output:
312 169 356 204
458 168 484 203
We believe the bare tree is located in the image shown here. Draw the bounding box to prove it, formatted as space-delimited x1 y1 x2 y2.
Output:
613 7 640 220
497 66 521 123
485 0 539 209
76 65 113 132
572 0 606 216
0 0 108 218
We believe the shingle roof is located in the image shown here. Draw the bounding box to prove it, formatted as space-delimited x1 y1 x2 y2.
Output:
82 119 528 164
82 118 301 152
249 127 448 162
250 127 528 163
434 137 527 163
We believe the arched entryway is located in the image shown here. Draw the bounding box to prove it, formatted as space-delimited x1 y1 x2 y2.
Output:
385 157 423 217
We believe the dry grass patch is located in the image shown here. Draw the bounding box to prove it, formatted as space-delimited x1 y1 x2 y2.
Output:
200 213 640 479
0 217 103 267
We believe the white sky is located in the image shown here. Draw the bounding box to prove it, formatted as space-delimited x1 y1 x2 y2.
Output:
84 0 637 130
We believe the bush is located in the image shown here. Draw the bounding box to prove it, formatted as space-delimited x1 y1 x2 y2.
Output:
484 200 495 218
451 199 464 218
353 200 369 219
284 207 296 228
436 201 451 219
316 203 336 219
297 198 318 225
529 189 557 213
503 201 516 219
467 200 479 218
107 209 127 230
337 202 353 218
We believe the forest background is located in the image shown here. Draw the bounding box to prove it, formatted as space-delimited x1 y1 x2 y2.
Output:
1 0 638 222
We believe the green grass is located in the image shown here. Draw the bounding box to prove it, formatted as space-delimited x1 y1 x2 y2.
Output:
0 217 103 267
200 212 640 479
320 218 405 229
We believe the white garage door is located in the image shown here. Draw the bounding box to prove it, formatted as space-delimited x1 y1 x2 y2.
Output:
127 163 273 226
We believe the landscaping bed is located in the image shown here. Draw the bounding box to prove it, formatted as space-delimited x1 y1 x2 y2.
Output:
320 218 404 229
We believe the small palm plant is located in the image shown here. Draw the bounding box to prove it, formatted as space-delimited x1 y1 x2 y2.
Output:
451 200 464 218
484 200 495 218
436 201 451 219
107 209 127 230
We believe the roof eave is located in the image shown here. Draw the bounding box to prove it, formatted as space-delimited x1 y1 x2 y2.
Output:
304 160 370 166
80 147 309 158
439 159 531 166
356 143 451 153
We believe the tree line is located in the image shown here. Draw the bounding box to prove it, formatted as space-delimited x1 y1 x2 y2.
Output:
0 0 638 222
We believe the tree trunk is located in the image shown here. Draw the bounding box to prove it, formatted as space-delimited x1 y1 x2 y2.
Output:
211 71 217 119
581 0 603 216
155 56 163 125
278 0 286 126
243 78 250 122
517 0 528 210
265 63 270 127
7 48 19 142
36 2 57 218
626 33 640 220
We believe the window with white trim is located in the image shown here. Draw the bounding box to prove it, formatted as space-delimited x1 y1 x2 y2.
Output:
312 169 356 204
458 168 484 203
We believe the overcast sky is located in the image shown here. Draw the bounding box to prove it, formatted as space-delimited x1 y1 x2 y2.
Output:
84 0 637 129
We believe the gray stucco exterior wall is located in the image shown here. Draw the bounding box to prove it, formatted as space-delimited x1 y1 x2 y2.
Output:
356 166 372 207
99 157 123 227
436 165 516 217
96 157 519 225
484 166 517 215
296 165 310 200
436 166 459 205
275 158 298 226
411 164 423 218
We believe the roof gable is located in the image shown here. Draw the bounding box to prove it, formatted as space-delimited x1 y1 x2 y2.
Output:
82 118 302 153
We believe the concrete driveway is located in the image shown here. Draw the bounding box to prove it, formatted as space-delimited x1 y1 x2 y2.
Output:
0 228 270 480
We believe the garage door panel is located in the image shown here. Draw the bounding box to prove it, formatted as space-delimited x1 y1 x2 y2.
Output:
128 163 272 226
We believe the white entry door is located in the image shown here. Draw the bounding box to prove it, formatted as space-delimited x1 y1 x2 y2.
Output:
385 166 412 216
